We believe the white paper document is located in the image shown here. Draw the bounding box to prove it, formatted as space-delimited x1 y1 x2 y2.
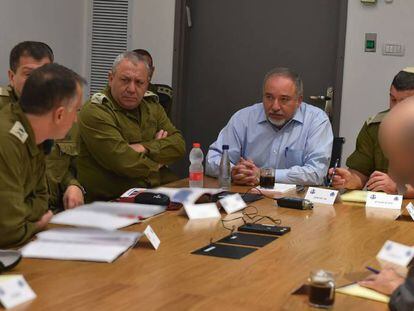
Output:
183 203 221 219
51 209 138 230
256 183 296 194
51 201 166 230
21 228 142 263
219 193 247 214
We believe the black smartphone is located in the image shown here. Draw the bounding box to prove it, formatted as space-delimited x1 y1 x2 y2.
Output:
238 223 291 236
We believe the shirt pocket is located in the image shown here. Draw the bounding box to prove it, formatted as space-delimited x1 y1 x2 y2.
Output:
46 142 76 182
285 149 304 168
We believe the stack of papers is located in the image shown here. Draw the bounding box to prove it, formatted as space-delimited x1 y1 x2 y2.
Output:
153 187 222 204
21 228 142 263
51 201 166 230
256 183 296 194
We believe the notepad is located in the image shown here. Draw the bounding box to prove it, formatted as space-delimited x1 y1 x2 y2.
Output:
341 190 368 203
21 228 142 263
336 283 390 303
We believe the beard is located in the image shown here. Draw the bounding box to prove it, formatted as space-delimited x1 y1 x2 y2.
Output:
268 117 287 127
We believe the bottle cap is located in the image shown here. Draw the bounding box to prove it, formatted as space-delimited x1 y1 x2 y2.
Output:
193 142 201 148
222 145 229 150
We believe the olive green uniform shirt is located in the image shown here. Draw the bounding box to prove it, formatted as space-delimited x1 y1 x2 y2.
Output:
78 86 186 202
0 85 82 213
346 110 389 176
0 104 48 248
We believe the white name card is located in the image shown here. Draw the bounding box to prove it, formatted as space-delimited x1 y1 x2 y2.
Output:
183 203 221 220
365 192 403 210
219 193 247 214
0 275 36 309
377 240 414 277
144 225 160 250
406 203 414 221
305 187 338 205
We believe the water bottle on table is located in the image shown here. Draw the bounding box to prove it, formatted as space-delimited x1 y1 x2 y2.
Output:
189 142 204 188
219 144 231 189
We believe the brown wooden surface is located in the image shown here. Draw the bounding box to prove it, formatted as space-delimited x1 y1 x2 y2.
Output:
7 177 414 311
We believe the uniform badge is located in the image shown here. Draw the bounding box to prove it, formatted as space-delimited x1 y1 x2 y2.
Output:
91 93 107 104
9 121 28 143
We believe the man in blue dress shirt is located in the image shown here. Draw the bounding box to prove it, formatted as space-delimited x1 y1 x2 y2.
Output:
206 67 333 186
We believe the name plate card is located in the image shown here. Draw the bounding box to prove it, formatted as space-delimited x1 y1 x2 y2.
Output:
219 193 247 214
305 187 338 205
365 192 402 210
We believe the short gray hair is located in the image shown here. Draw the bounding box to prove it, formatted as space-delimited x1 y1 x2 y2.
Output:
111 51 150 74
263 67 303 97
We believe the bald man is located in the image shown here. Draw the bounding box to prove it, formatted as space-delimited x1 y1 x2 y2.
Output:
359 96 414 311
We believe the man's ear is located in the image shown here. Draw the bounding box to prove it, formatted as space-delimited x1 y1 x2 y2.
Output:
53 106 65 124
108 70 113 87
8 69 15 87
297 95 303 105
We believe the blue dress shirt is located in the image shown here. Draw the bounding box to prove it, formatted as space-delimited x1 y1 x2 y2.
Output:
205 102 333 185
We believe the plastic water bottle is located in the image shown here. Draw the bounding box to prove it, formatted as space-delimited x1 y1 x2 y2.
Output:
189 142 204 188
219 145 231 189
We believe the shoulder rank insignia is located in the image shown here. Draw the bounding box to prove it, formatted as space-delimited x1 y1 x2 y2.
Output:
366 110 388 125
0 86 10 97
9 121 28 143
144 90 159 102
91 92 108 104
156 85 173 98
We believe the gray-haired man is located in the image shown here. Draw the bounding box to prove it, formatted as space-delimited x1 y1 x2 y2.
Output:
77 51 185 202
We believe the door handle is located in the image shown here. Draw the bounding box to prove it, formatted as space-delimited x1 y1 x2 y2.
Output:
186 5 192 28
309 87 334 119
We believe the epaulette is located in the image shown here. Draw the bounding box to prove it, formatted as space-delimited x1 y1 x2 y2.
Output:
0 86 10 97
91 92 108 104
366 110 388 125
144 90 159 102
155 85 173 99
9 121 28 143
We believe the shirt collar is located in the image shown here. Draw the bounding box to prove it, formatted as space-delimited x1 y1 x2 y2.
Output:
257 102 305 126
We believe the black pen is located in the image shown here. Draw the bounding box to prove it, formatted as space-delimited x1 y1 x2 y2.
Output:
328 158 339 187
366 266 380 274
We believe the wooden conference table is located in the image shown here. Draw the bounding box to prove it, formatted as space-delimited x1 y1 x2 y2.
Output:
8 177 414 311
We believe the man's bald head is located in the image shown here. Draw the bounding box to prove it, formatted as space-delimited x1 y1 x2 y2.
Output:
380 96 414 184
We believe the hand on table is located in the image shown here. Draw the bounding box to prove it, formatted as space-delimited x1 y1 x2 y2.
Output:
231 158 260 186
63 185 85 209
359 267 404 295
366 171 398 194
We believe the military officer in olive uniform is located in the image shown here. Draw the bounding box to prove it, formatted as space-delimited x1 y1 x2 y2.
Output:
0 63 84 248
133 49 173 117
78 51 185 202
330 68 414 197
0 41 84 212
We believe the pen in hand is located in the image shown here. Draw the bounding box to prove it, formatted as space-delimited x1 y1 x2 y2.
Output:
366 266 380 274
328 158 339 187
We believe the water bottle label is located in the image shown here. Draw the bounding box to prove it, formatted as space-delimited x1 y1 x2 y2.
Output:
189 172 203 181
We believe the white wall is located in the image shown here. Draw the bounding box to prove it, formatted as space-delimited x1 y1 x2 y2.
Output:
340 0 414 162
129 0 176 85
0 0 89 87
